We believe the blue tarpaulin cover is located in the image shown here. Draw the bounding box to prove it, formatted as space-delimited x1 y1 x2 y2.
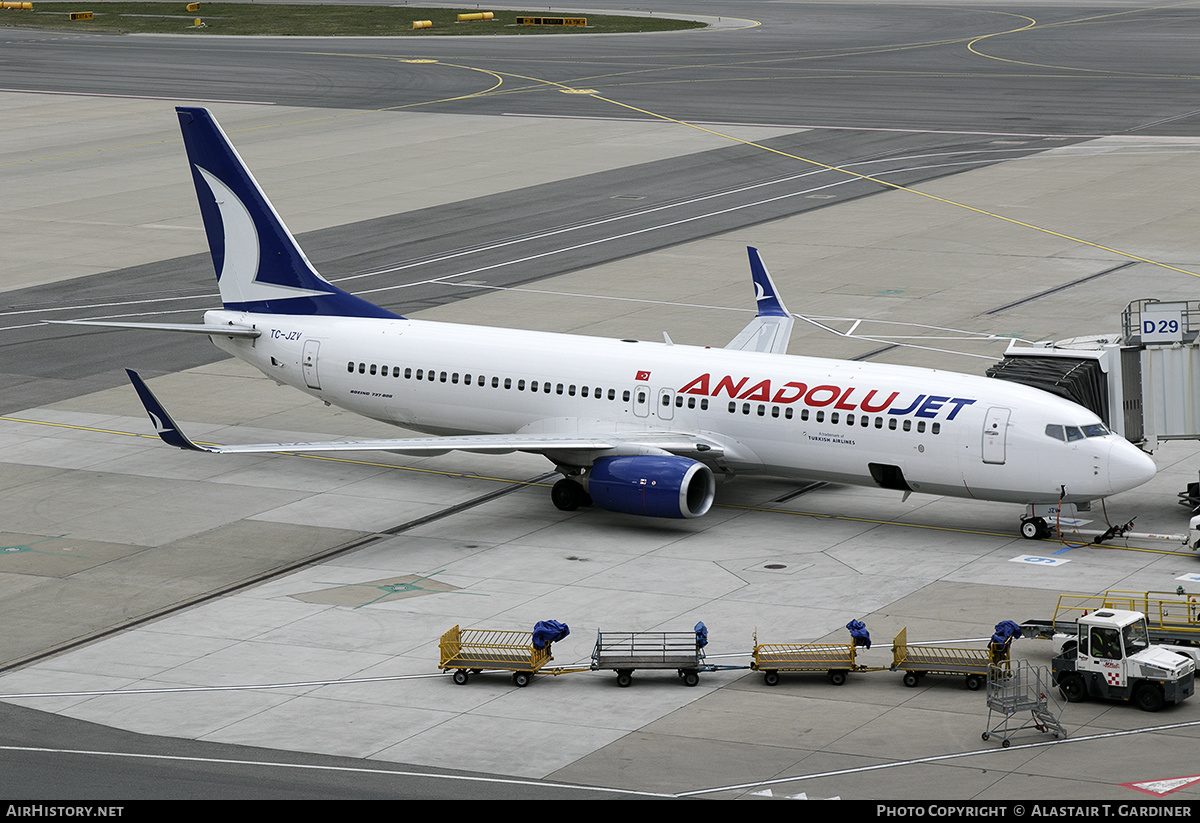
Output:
847 619 871 649
532 620 570 650
992 620 1022 647
694 621 708 648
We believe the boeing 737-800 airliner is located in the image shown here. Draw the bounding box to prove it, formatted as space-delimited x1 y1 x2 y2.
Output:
61 107 1158 534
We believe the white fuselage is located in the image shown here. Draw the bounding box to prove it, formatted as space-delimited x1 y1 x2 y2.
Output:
207 309 1156 505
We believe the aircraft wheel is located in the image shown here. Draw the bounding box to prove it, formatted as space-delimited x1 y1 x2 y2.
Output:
1021 517 1048 540
551 479 584 512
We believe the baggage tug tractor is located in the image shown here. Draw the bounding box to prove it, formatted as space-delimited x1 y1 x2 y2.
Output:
1053 609 1196 711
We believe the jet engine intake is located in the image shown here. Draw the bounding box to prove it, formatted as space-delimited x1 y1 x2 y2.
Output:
585 455 716 519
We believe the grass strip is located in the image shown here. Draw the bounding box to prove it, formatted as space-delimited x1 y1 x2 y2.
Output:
8 3 704 36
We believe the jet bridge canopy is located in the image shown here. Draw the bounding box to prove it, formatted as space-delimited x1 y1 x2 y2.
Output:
986 299 1200 451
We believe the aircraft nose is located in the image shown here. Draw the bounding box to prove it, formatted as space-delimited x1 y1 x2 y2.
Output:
1107 439 1157 494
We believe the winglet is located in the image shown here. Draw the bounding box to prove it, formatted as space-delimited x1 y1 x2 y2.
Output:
725 247 795 354
125 369 209 452
747 246 790 317
176 107 398 320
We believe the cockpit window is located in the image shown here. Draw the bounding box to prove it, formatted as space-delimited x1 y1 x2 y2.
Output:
1048 422 1112 442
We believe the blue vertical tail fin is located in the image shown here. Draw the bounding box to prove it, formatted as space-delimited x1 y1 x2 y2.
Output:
176 107 399 319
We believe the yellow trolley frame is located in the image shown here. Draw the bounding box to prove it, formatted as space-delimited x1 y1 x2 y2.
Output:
890 627 1011 690
751 631 880 686
440 625 552 687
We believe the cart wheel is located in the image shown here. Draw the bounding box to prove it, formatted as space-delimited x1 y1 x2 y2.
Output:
981 732 990 742
828 670 847 686
966 674 984 691
683 671 700 687
512 671 531 688
617 671 633 688
764 671 780 687
903 672 921 688
1002 739 1011 748
453 669 469 686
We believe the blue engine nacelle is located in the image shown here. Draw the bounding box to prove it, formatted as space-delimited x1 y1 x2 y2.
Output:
585 455 716 519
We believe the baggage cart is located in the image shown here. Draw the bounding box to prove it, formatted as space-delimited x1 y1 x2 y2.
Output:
591 628 706 686
751 629 880 686
439 624 552 687
982 661 1066 747
891 627 1011 690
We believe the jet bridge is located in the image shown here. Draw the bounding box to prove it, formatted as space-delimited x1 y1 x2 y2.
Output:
988 299 1200 542
988 299 1200 449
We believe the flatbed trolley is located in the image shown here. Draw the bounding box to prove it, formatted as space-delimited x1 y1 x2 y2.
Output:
1021 590 1200 647
440 624 557 686
891 627 1011 690
982 661 1065 747
591 628 706 686
751 630 881 686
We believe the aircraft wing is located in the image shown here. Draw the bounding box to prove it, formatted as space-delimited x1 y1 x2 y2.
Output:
724 247 793 355
125 370 723 460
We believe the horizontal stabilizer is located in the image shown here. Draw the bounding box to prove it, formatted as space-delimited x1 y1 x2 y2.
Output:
725 247 794 354
50 320 261 339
